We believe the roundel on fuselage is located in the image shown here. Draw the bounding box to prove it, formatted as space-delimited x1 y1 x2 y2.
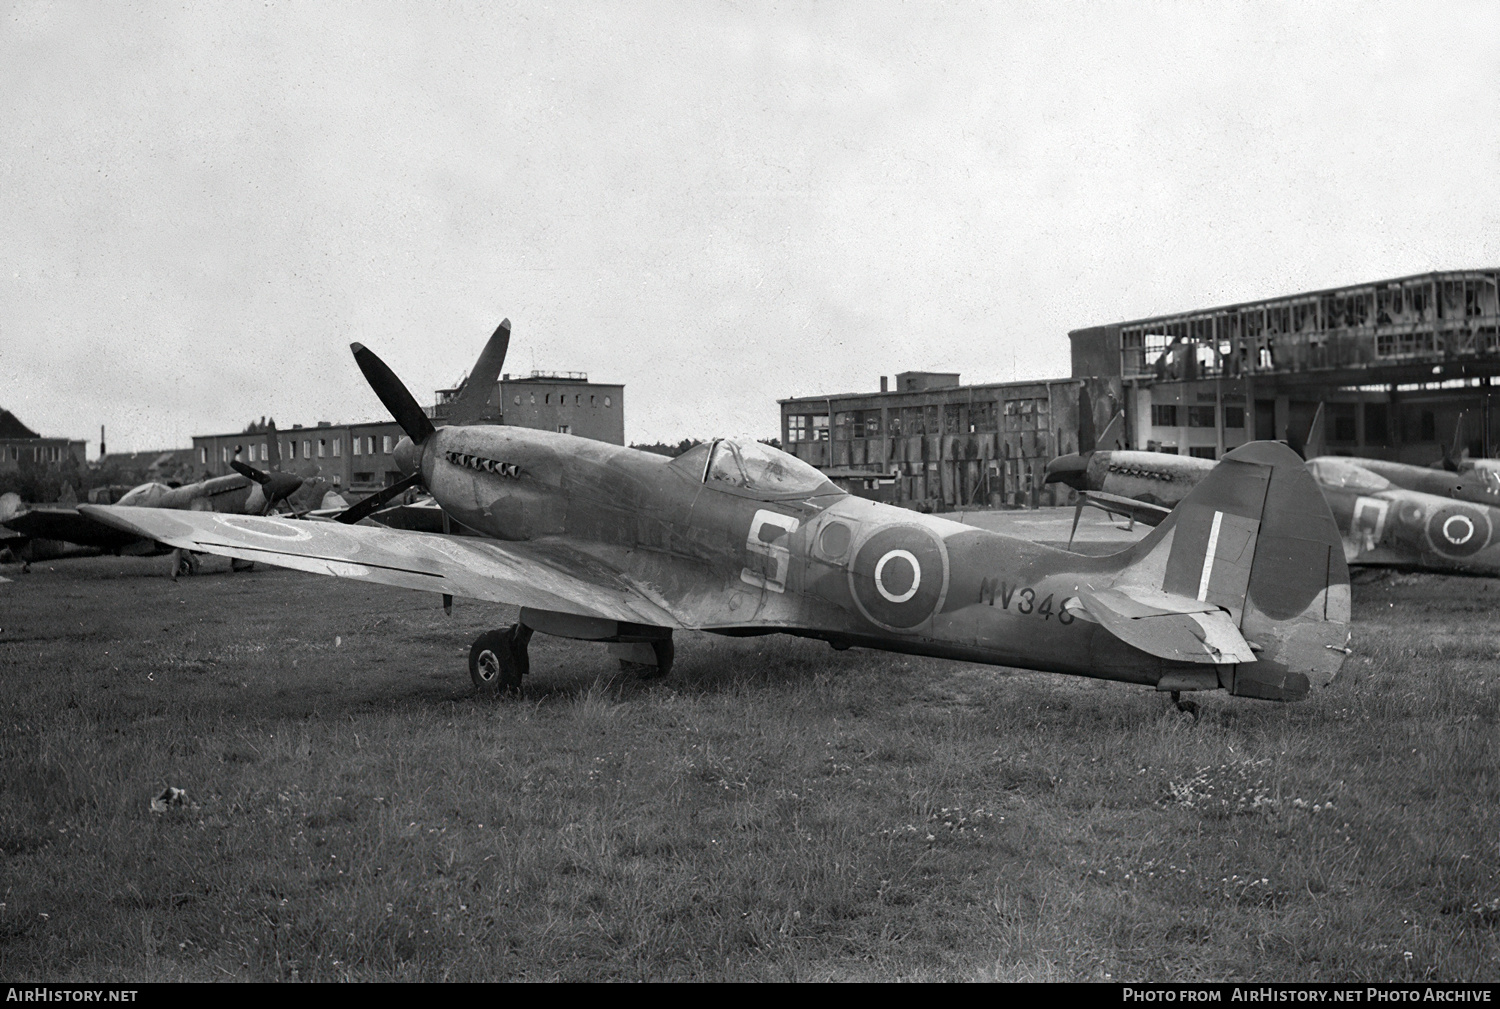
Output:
1426 503 1492 558
847 524 948 632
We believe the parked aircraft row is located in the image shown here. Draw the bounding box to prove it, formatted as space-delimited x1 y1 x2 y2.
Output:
1045 403 1500 577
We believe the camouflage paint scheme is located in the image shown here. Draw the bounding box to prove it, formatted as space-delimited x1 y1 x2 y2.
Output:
1045 447 1500 576
87 432 1350 703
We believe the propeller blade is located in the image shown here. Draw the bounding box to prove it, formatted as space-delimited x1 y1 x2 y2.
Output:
231 460 270 484
334 472 424 525
447 319 511 426
1077 388 1096 455
1096 412 1124 452
1068 494 1086 550
351 343 437 444
1444 411 1465 471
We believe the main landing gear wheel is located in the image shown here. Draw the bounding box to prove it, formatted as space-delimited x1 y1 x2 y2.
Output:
619 638 674 681
230 558 256 573
171 549 200 579
470 624 532 698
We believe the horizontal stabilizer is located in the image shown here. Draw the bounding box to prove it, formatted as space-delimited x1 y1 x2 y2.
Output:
1081 491 1172 528
1077 588 1256 665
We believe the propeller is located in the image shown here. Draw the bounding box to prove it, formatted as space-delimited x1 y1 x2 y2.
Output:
1068 494 1086 549
230 422 306 515
331 321 511 525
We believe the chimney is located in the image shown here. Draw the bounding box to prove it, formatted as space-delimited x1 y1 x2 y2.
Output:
99 425 106 459
880 376 888 393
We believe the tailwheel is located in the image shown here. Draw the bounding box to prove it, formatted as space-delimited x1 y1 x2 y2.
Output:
1170 690 1200 719
469 624 531 698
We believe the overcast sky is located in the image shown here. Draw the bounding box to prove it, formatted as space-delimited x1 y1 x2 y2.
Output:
3 2 1498 454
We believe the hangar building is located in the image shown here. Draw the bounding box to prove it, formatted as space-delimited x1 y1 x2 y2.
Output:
0 409 87 474
1070 268 1500 465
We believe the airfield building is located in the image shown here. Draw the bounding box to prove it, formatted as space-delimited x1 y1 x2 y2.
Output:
779 373 1094 510
1070 268 1500 465
430 371 624 445
0 409 87 474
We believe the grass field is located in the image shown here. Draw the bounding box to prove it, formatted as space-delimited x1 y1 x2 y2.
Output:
0 555 1497 981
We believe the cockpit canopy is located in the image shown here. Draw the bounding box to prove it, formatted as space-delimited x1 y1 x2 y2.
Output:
1307 458 1391 493
670 439 840 499
116 482 172 507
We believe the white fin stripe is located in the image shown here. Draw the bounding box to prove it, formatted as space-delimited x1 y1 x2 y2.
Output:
1196 510 1223 602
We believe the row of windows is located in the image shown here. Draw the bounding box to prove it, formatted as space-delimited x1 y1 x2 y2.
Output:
796 397 1055 441
520 393 612 408
5 444 69 462
1150 404 1246 429
201 435 400 467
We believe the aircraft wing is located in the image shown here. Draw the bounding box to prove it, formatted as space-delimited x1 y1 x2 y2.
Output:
1081 491 1173 528
79 505 680 627
4 506 150 551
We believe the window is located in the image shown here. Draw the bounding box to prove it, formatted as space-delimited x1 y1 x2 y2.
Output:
354 472 374 484
545 394 551 405
558 424 571 435
604 396 612 407
1224 406 1245 429
1152 404 1179 427
332 438 341 457
1364 403 1389 445
221 446 228 463
514 395 521 405
352 436 362 456
853 410 880 439
1187 406 1216 428
303 440 311 459
575 394 581 406
317 439 326 458
787 415 809 442
590 395 596 406
199 447 207 465
383 436 393 454
812 415 828 441
944 404 961 434
1188 447 1217 459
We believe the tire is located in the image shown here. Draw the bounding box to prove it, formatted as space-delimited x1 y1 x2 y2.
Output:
469 627 525 697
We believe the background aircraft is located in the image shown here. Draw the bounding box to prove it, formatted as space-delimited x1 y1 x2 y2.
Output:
1045 406 1500 576
86 327 1350 708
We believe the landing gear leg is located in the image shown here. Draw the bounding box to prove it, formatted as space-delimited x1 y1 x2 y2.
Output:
1170 690 1200 719
469 623 531 698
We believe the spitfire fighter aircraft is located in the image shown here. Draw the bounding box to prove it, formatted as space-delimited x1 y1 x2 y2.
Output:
1045 407 1500 576
84 327 1351 706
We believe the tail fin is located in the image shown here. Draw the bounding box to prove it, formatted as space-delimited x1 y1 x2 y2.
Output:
1101 440 1350 700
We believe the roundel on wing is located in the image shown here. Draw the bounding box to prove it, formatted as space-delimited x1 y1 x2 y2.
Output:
848 524 949 631
1427 503 1491 558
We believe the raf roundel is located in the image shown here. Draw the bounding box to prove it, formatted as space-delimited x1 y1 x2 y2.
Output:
848 524 949 631
1426 503 1491 558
